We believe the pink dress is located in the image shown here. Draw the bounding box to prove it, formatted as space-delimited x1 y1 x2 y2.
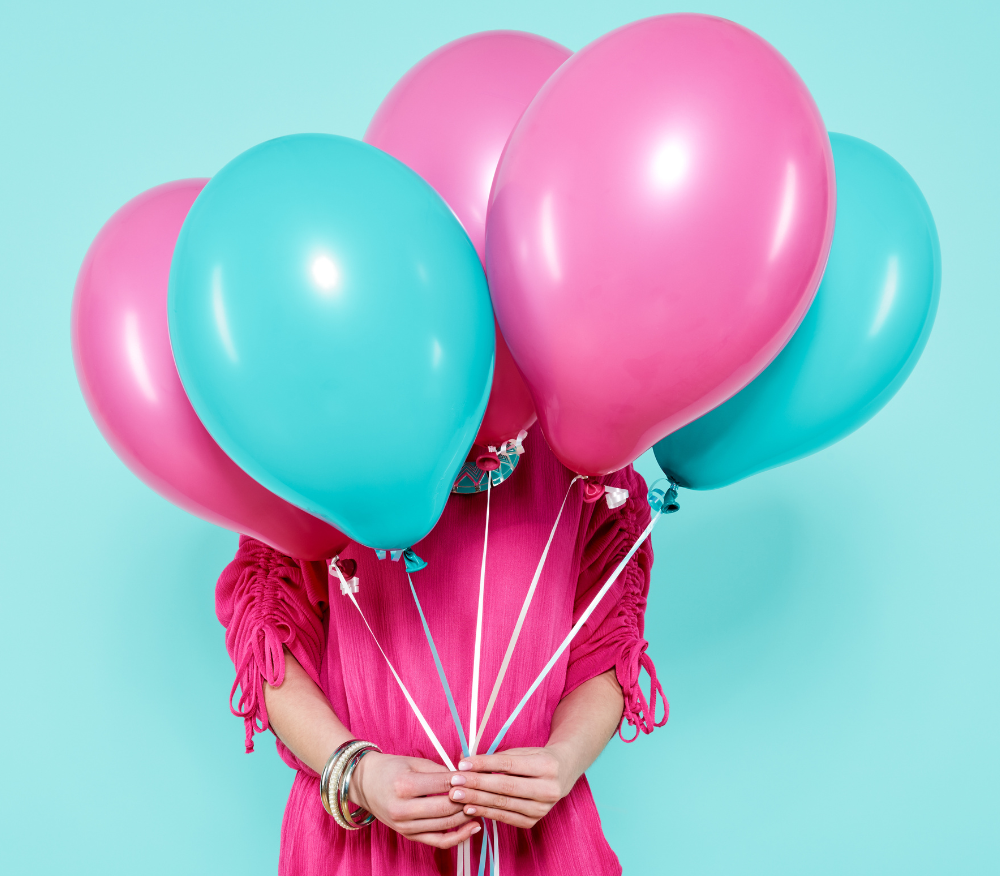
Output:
216 437 665 875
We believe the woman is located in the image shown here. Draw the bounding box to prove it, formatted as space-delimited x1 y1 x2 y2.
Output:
217 436 665 874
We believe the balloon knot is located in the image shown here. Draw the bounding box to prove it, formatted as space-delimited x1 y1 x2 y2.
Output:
582 482 605 503
403 548 427 573
476 451 501 472
648 482 680 514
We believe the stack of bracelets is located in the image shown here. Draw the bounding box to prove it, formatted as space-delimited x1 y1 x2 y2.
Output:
320 739 382 829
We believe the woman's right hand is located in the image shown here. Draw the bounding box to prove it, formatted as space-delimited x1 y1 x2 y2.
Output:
351 753 480 849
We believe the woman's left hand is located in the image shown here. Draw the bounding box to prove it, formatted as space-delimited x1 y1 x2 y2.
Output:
450 670 626 829
447 746 575 829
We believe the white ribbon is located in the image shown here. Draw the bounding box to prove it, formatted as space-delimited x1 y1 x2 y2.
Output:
328 557 359 594
489 429 528 458
329 561 456 772
460 474 493 876
472 493 659 876
492 820 500 876
484 508 662 757
603 486 630 509
473 475 585 753
469 475 491 750
508 429 528 457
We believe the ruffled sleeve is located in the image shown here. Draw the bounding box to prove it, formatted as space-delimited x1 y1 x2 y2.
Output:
564 466 668 741
215 535 330 764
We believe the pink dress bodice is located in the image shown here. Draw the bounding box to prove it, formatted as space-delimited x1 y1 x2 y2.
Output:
216 436 664 875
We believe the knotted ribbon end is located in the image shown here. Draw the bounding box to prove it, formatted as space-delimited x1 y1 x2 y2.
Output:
329 556 360 594
647 482 680 514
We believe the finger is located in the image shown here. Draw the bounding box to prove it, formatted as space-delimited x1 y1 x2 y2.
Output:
396 810 474 835
452 771 561 805
461 803 536 830
410 820 481 850
458 752 553 777
389 794 464 822
391 770 455 799
408 758 452 774
449 787 548 819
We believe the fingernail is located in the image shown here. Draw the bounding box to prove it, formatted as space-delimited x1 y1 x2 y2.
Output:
451 789 465 800
451 775 466 786
458 760 472 770
465 806 476 815
471 824 481 834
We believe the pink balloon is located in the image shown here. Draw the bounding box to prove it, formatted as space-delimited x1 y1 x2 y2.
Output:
365 30 571 447
486 14 837 475
72 181 348 560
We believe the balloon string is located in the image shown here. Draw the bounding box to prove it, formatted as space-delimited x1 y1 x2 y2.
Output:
477 822 488 876
473 475 585 752
330 562 455 771
485 509 662 756
461 476 492 876
469 476 491 751
407 572 469 758
476 814 499 876
473 473 583 876
493 820 500 876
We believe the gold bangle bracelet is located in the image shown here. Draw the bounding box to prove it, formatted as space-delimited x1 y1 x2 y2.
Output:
338 746 380 829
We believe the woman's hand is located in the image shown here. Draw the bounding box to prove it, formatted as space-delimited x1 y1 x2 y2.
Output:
447 746 573 829
351 752 481 849
447 669 627 830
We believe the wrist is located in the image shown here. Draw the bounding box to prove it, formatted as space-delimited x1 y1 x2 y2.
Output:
545 741 583 798
348 750 379 811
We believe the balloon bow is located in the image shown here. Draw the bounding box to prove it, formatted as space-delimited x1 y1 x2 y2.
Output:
500 429 528 457
647 482 680 514
374 547 427 573
329 556 360 594
583 481 630 508
452 430 528 494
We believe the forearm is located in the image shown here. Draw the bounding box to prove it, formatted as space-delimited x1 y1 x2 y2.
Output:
263 647 353 775
263 647 477 848
546 668 624 793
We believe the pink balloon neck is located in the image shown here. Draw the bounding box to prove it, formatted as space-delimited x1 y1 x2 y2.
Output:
476 451 501 471
582 482 605 503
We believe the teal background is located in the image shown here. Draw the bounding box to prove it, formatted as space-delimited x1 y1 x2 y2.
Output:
1 1 996 873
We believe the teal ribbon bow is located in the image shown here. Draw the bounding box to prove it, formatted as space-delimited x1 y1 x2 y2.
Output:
647 481 680 514
374 547 427 573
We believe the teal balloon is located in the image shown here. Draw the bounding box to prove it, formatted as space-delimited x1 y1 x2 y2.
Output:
168 134 494 549
654 133 940 490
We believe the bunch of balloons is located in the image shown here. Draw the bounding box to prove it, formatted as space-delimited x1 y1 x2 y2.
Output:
72 15 940 557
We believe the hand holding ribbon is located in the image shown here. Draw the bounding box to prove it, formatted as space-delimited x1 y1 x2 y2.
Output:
451 665 627 838
350 753 481 849
448 748 566 830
